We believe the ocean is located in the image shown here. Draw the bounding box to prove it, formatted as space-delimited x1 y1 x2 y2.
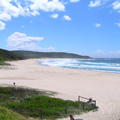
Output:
38 59 120 74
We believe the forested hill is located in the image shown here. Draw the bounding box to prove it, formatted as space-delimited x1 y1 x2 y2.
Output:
0 49 24 61
12 50 91 59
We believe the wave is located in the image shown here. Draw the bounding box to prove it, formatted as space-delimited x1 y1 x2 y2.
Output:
38 59 120 73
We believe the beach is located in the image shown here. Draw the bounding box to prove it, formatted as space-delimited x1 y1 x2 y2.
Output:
0 59 120 120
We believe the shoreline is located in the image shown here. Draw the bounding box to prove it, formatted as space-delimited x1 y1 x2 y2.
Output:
0 59 120 120
38 58 120 75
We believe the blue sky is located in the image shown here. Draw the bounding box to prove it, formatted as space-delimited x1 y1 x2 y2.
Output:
0 0 120 58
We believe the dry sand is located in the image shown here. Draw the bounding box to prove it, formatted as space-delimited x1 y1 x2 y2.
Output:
0 59 120 120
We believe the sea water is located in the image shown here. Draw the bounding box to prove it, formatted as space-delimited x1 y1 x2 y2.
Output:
39 59 120 74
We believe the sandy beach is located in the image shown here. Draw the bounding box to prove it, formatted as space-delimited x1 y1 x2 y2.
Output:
0 59 120 120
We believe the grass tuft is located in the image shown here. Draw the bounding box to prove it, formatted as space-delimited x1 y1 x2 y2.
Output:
0 87 97 120
0 106 28 120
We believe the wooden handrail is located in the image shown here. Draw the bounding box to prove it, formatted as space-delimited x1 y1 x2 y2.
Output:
78 96 96 106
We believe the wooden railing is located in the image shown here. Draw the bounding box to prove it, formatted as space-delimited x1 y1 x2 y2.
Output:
78 96 96 109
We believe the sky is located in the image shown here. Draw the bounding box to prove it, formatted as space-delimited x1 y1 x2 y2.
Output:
0 0 120 58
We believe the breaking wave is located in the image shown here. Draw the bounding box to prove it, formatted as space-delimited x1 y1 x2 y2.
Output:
38 59 120 73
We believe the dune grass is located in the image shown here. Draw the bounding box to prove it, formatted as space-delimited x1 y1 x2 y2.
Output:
0 106 28 120
0 87 97 120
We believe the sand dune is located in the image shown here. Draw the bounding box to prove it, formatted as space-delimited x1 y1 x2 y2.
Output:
0 59 120 120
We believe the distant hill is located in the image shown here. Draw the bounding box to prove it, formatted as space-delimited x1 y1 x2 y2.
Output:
0 49 24 61
12 50 91 59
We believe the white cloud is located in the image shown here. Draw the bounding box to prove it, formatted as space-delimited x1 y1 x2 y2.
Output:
50 14 59 19
0 21 6 30
69 0 80 3
90 50 120 58
114 22 120 27
46 47 55 51
0 12 11 21
30 10 40 16
0 0 65 30
88 0 120 15
0 0 26 20
88 0 110 7
0 0 30 30
0 0 42 22
88 0 120 16
112 1 120 10
7 32 55 52
94 23 101 28
30 0 65 12
63 15 71 21
7 32 44 50
89 0 101 7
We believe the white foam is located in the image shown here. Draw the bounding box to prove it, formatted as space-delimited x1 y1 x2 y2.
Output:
38 59 120 73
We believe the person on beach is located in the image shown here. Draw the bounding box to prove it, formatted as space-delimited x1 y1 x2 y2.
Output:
70 115 75 120
87 98 92 103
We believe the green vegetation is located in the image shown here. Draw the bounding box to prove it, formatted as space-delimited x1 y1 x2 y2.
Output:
0 49 24 60
12 50 91 59
0 61 4 65
0 49 25 65
0 106 28 120
0 55 5 65
0 87 97 120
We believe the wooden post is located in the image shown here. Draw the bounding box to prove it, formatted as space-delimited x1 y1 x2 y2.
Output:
40 114 43 120
82 102 85 110
40 109 43 120
94 100 96 107
13 106 15 111
78 96 80 102
65 107 67 114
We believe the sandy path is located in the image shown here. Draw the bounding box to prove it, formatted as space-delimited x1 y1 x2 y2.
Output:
0 59 120 120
